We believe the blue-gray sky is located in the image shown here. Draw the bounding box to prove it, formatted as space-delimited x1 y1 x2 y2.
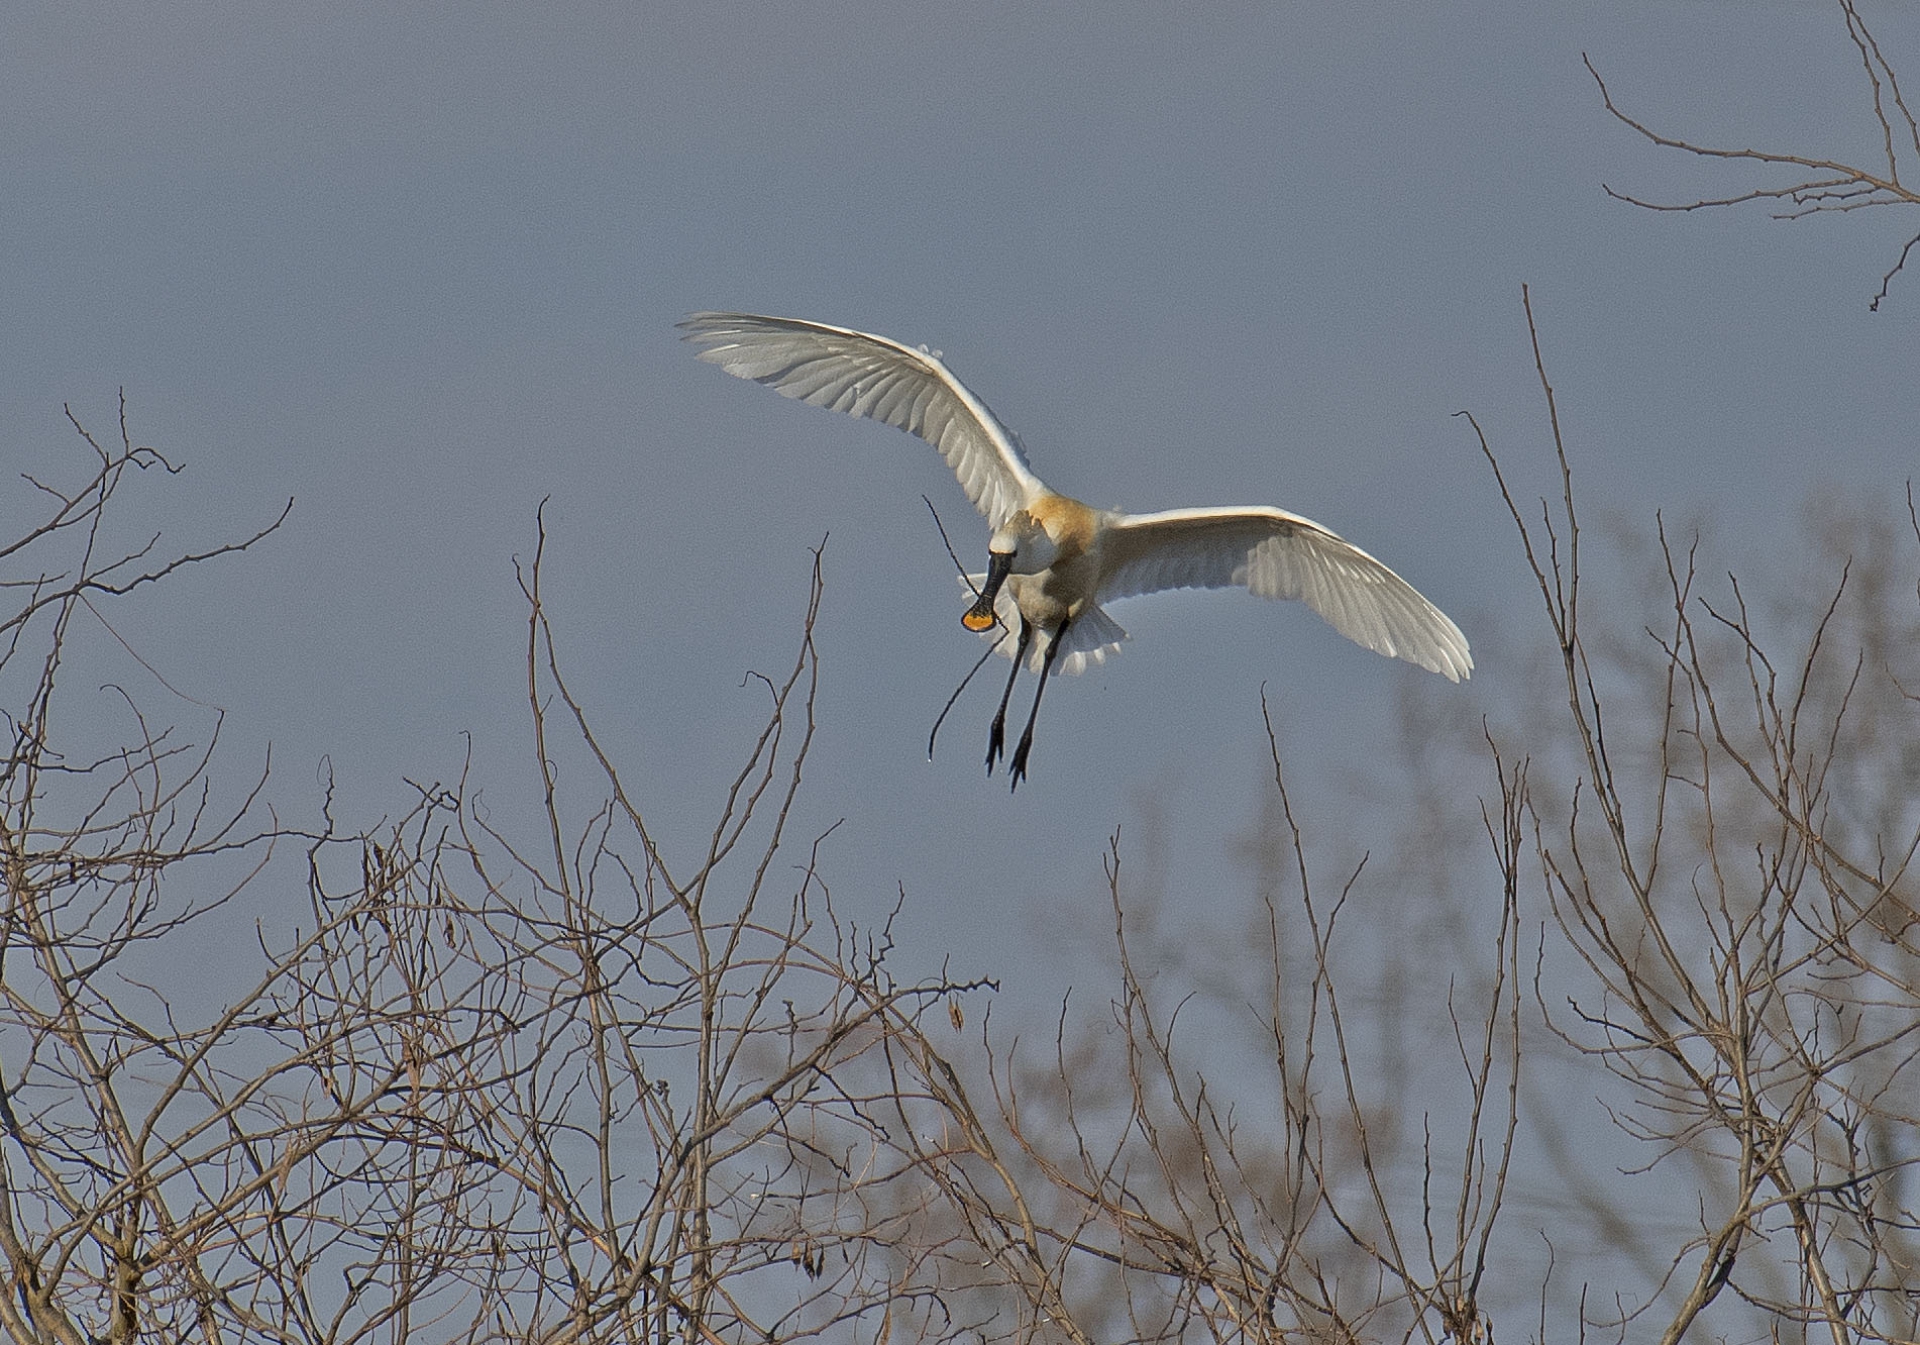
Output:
6 0 1916 1313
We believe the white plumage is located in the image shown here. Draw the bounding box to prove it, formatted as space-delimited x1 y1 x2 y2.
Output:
681 312 1471 785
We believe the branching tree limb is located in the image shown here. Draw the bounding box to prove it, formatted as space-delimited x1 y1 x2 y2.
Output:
1463 288 1920 1344
1589 0 1920 307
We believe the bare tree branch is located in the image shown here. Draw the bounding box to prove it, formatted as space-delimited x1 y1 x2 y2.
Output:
1587 0 1920 307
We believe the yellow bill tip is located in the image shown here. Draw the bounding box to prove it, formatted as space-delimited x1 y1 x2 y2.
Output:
962 608 996 632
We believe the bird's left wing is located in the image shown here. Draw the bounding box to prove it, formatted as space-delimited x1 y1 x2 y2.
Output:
1099 506 1472 681
680 313 1046 529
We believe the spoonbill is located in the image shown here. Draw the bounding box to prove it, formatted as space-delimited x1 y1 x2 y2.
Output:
680 312 1471 788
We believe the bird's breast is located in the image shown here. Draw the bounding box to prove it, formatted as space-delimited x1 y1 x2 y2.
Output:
1009 549 1102 627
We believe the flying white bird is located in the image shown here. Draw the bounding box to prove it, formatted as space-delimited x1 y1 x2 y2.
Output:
680 312 1471 788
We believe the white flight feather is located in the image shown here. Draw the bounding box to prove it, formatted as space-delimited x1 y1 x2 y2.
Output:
679 312 1045 529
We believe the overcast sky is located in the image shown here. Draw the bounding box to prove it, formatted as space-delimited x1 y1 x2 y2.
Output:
5 0 1917 1315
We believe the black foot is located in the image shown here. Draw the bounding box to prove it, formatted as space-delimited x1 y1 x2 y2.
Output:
1009 730 1035 790
985 714 1006 774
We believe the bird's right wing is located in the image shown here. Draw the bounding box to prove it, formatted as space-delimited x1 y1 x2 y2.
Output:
1099 506 1472 681
680 313 1046 529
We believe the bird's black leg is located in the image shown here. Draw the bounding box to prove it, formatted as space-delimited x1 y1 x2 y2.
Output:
986 618 1032 775
1009 618 1069 790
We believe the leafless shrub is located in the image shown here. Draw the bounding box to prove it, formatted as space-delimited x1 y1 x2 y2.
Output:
0 413 988 1344
871 701 1525 1344
1463 288 1920 1343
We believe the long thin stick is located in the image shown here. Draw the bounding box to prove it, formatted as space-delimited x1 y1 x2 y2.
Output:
928 644 1001 760
922 494 1008 759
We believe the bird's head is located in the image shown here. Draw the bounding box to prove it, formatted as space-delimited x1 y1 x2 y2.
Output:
961 510 1053 632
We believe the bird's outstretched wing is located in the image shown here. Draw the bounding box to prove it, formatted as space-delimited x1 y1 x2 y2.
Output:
680 313 1046 528
1099 506 1472 681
